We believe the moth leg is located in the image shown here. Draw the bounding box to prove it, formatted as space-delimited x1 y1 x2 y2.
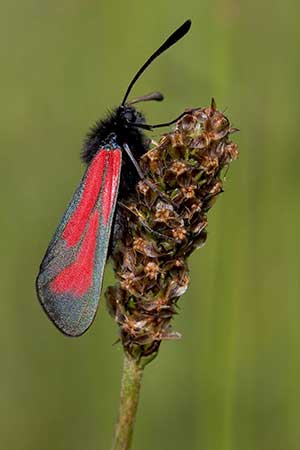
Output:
118 201 176 242
132 108 199 130
122 143 171 203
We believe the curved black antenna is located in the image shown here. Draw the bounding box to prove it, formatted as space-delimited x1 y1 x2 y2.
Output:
128 91 164 105
121 19 192 106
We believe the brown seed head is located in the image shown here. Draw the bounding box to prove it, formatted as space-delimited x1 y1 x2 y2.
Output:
106 100 239 359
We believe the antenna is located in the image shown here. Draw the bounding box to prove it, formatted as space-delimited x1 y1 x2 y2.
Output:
128 91 164 105
121 19 192 106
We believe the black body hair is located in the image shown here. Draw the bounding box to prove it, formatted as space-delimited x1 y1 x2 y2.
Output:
82 105 149 198
82 105 151 255
81 19 192 197
82 106 147 163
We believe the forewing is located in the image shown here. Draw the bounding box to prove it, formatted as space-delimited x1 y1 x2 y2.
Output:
36 147 122 336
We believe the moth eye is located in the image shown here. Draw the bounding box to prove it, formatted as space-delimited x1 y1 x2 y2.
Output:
124 110 135 123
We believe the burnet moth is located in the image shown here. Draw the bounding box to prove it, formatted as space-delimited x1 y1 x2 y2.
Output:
36 19 192 336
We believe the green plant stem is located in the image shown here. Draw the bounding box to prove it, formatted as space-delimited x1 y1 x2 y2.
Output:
112 355 144 450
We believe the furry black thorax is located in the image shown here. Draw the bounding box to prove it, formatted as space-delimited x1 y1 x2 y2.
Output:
82 105 150 198
82 105 148 163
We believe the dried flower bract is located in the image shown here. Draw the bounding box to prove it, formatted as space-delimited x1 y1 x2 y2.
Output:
106 99 239 359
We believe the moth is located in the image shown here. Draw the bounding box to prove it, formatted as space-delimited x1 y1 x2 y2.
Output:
36 20 192 336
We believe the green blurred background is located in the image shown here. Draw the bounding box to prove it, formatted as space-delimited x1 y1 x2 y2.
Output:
1 1 299 449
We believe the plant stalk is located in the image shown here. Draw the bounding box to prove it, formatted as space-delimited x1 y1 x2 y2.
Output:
112 355 144 450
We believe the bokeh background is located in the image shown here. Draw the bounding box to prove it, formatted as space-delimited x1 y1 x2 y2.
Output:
1 1 299 449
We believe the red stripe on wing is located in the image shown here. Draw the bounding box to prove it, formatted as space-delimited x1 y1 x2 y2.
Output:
51 210 100 296
101 150 122 225
62 151 108 247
